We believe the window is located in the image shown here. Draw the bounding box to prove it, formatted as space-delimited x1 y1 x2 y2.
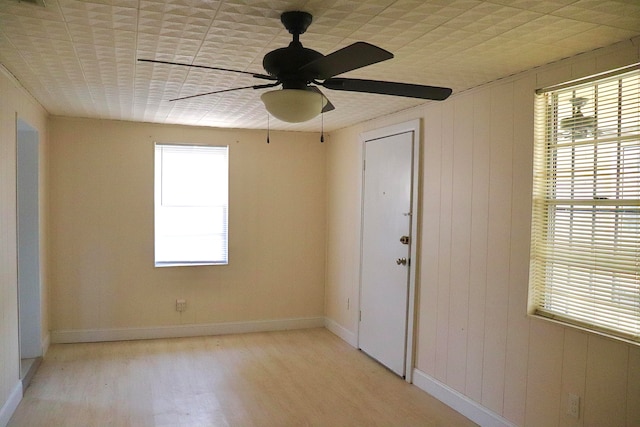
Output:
154 143 229 266
529 65 640 344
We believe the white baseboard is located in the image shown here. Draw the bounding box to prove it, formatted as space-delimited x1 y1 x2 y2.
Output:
324 317 357 347
51 317 325 344
412 369 517 427
0 381 22 427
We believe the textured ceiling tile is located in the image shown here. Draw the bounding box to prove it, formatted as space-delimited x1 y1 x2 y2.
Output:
77 0 138 7
204 30 269 48
442 3 543 35
554 25 640 50
415 0 483 16
165 15 212 29
378 6 432 23
140 0 220 18
0 0 64 20
552 3 640 30
60 2 138 31
67 24 130 47
1 14 71 41
208 19 280 37
180 73 254 92
138 0 172 13
138 11 213 40
572 0 640 17
486 0 576 14
349 0 395 14
136 32 204 58
137 8 163 22
500 14 598 44
136 63 189 81
2 0 640 131
218 1 275 18
350 21 432 50
307 0 370 15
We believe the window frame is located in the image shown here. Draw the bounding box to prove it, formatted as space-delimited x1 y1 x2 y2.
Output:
154 142 229 267
529 64 640 345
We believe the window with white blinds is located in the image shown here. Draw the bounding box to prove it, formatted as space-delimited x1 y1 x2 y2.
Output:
530 65 640 344
154 143 229 267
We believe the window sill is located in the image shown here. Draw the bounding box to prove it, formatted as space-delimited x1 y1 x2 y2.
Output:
528 311 640 347
155 261 228 268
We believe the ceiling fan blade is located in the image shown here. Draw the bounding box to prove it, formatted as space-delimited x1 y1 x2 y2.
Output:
170 82 280 102
137 59 276 81
322 78 452 101
299 42 393 80
306 86 335 113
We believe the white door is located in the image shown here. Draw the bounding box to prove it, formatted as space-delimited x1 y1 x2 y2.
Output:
359 130 414 377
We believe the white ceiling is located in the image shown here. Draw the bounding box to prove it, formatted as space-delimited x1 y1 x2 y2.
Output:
1 0 639 132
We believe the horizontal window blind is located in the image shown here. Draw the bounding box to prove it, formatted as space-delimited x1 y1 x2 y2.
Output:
154 143 229 266
530 66 640 344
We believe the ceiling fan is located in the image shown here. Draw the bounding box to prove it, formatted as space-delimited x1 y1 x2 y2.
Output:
138 11 453 123
560 97 596 139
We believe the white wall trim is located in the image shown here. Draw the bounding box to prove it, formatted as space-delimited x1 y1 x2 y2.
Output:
51 317 325 344
412 369 517 427
359 119 421 383
0 381 22 427
41 332 50 356
324 317 357 347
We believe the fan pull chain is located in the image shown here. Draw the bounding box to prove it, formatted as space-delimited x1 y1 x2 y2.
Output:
267 113 270 144
320 97 324 143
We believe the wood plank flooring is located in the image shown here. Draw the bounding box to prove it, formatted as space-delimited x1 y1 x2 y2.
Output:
9 328 477 426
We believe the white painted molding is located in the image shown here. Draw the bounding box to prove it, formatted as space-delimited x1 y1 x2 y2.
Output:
324 317 357 347
0 381 22 427
51 317 325 344
359 119 421 384
41 332 50 356
412 369 518 427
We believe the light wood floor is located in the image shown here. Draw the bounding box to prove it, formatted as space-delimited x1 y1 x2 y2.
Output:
9 328 477 427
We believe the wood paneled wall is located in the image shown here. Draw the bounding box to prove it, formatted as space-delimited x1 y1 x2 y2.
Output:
325 38 640 426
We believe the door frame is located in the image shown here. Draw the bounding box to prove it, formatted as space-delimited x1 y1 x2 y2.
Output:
357 119 420 383
16 117 43 362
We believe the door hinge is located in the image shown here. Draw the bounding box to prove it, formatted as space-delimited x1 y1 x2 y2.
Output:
359 310 362 322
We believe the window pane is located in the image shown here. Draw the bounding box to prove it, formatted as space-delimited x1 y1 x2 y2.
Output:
154 144 229 266
530 67 640 344
160 147 228 206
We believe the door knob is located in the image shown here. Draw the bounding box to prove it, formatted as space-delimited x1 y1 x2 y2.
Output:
396 257 407 266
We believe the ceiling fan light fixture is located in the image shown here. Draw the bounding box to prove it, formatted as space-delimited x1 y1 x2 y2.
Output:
139 11 452 121
261 89 327 123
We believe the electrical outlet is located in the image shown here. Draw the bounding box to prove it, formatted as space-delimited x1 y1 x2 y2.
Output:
567 393 580 418
176 299 186 312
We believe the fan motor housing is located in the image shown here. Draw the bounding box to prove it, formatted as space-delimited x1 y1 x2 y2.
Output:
263 43 323 86
280 11 312 35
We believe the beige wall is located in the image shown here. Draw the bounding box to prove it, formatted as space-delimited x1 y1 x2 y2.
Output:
48 118 326 335
325 39 640 427
0 67 49 422
324 125 362 335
